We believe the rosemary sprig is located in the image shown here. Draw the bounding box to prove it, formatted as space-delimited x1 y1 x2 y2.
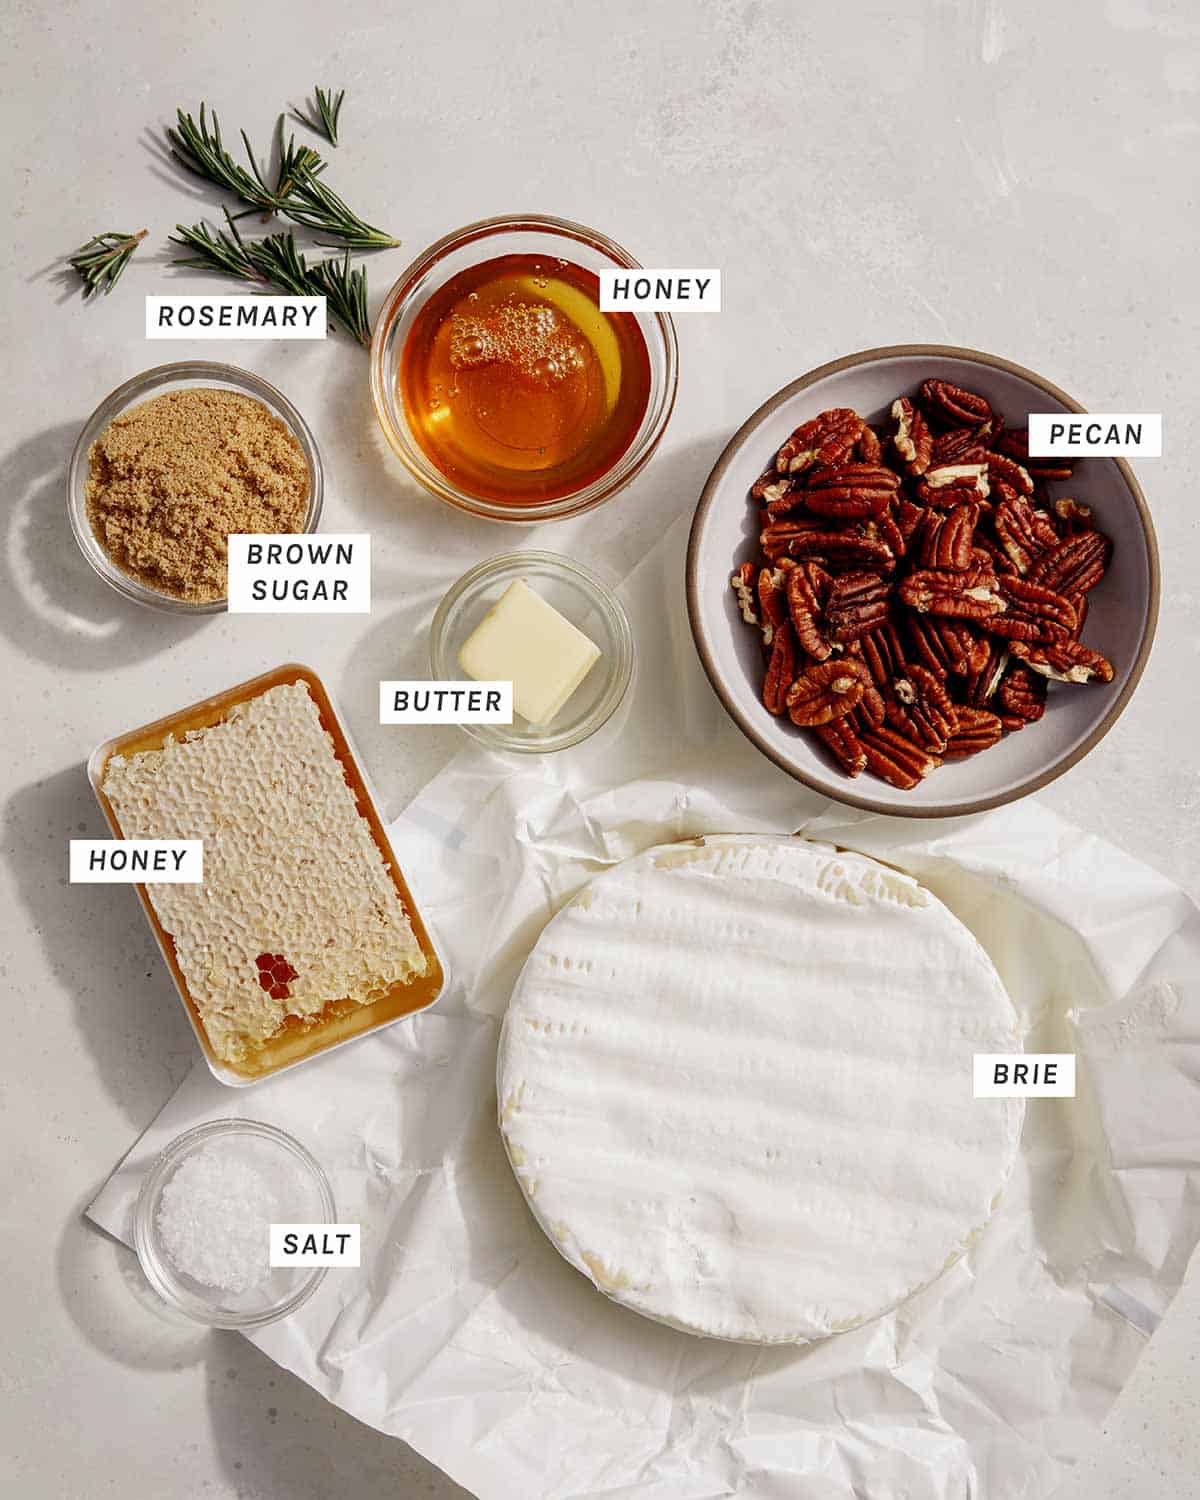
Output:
274 116 323 202
292 86 345 147
167 104 275 211
167 102 396 248
68 229 148 297
171 211 372 345
281 162 399 250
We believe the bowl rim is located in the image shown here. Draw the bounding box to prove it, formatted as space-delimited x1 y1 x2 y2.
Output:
368 213 679 523
686 342 1161 819
67 359 325 615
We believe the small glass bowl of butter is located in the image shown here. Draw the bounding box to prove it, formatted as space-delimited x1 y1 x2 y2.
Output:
430 551 634 752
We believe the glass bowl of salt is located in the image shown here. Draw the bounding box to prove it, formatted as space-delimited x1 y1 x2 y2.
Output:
134 1119 336 1327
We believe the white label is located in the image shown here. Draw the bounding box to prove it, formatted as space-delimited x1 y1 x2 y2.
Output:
599 269 721 312
145 295 327 339
270 1224 360 1267
70 839 202 883
227 534 370 614
379 681 513 724
1027 413 1161 458
974 1053 1076 1097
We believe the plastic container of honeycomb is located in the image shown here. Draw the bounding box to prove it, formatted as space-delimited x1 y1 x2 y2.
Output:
88 664 446 1085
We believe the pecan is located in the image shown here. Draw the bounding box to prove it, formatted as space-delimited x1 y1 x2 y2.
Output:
892 496 925 546
858 722 940 789
859 621 906 688
943 706 1004 759
804 462 901 520
920 378 993 428
751 469 797 509
915 463 990 506
986 450 1034 496
762 621 798 714
730 563 758 625
899 564 1005 620
761 523 895 572
888 663 958 753
992 489 1059 574
842 651 886 725
988 575 1077 641
891 397 932 476
1053 497 1093 534
775 408 864 475
914 503 977 570
1009 638 1115 685
826 571 891 644
785 561 834 661
1070 594 1088 637
813 717 867 777
909 615 988 678
996 663 1046 723
785 660 865 725
756 565 789 646
871 511 907 561
1027 531 1111 596
856 426 884 464
930 427 986 467
962 639 1009 706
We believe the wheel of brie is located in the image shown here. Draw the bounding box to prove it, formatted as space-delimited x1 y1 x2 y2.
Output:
497 835 1024 1344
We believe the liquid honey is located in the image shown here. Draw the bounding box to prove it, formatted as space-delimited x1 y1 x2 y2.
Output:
399 254 652 506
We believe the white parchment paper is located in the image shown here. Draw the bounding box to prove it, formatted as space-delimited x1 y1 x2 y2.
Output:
89 517 1200 1500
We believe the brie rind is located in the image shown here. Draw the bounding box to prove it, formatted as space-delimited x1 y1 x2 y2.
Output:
497 835 1023 1344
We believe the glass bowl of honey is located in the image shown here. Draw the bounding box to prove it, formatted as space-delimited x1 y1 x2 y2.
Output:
370 215 678 522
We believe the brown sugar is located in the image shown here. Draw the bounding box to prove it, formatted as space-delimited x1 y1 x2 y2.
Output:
86 387 310 602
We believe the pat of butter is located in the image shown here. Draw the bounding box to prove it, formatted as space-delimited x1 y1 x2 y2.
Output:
459 580 602 727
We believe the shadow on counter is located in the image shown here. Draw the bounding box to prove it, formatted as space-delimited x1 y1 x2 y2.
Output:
0 422 209 672
3 764 197 1128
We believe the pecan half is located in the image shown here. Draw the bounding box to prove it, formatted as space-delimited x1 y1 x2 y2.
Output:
756 565 789 647
730 563 758 625
855 426 884 464
988 575 1077 641
762 621 798 714
805 462 901 520
899 564 1005 620
914 503 977 570
992 489 1059 575
962 639 1009 706
826 571 891 644
1027 531 1112 596
1009 638 1115 685
813 717 867 776
775 408 864 475
920 378 993 428
930 427 986 468
891 397 932 476
916 463 990 506
996 663 1046 723
888 663 958 753
943 706 1003 759
859 621 906 688
909 615 988 678
785 660 865 725
761 523 895 572
1053 497 1093 534
785 561 834 661
857 722 940 789
751 469 797 510
986 450 1034 496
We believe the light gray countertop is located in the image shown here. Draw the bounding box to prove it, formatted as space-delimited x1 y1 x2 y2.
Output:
2 0 1198 1495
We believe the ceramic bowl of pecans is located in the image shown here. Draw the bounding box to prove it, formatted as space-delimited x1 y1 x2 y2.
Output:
687 345 1159 816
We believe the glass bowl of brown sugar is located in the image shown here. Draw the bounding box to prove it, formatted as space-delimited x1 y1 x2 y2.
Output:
370 215 678 523
68 361 324 613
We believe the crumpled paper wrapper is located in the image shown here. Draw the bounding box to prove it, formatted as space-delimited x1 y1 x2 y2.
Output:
89 517 1200 1500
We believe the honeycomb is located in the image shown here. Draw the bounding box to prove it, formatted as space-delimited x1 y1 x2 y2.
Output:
101 681 426 1064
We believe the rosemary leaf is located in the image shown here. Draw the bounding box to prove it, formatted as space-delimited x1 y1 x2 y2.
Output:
292 86 345 147
167 103 276 211
68 229 148 297
282 162 399 250
171 212 372 344
274 115 324 203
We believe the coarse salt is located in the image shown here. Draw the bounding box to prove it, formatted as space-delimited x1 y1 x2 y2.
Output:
157 1141 291 1295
